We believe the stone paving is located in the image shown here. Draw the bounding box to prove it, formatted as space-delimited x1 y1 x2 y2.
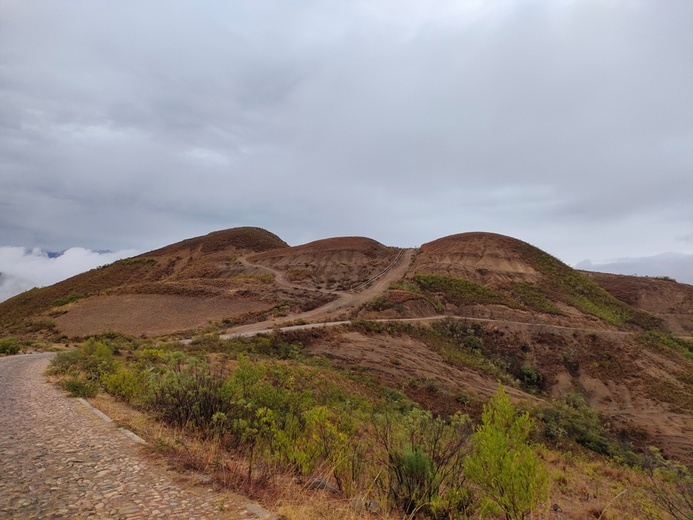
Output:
0 353 260 519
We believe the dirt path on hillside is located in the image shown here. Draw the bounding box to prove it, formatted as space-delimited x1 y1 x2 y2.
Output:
0 353 259 519
222 313 635 340
236 255 305 291
224 248 415 336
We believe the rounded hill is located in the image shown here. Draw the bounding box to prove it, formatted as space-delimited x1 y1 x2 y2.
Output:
248 236 397 290
253 236 389 258
409 232 660 329
141 227 288 259
414 232 542 283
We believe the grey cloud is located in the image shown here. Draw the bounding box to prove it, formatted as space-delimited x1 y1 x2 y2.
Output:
0 0 691 272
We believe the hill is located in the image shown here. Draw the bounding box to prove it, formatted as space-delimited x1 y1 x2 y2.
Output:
2 227 693 485
585 271 693 335
0 227 295 337
248 236 398 291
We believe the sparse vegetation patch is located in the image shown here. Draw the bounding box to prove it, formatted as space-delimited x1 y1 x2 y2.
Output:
414 274 507 307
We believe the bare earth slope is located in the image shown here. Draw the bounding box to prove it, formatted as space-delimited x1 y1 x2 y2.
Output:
412 231 543 284
586 271 693 334
248 236 398 291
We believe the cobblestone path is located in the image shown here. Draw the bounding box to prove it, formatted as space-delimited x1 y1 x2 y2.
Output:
0 353 252 519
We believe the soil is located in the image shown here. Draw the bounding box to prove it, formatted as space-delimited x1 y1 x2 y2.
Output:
412 232 543 285
54 294 273 337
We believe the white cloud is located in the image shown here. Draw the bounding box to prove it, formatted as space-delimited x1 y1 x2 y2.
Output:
0 247 138 302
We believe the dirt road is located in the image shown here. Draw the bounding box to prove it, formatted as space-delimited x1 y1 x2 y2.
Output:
224 248 415 337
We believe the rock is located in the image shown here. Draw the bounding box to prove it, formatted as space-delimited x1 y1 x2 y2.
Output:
552 503 563 512
350 496 382 514
189 473 213 486
305 477 341 495
245 502 282 519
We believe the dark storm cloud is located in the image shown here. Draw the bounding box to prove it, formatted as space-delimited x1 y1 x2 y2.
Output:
0 0 692 288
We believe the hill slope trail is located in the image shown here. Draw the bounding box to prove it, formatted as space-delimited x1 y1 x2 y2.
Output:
224 248 414 336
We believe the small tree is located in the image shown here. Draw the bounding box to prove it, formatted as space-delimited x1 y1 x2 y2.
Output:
465 385 548 519
644 447 693 519
374 409 473 517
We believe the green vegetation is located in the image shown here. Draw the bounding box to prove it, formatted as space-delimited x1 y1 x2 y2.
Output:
534 392 640 464
60 376 100 397
466 386 548 519
509 282 560 315
639 331 693 360
374 409 473 517
351 318 512 383
645 447 693 519
0 337 21 355
111 257 157 267
364 295 396 312
389 279 422 294
520 243 662 329
51 293 82 307
414 274 507 306
49 334 559 518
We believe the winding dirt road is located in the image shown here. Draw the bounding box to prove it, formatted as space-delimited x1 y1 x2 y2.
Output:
223 248 414 337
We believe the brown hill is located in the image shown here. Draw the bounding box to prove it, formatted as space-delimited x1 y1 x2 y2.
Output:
399 232 661 331
248 236 398 291
0 227 295 337
585 271 693 335
141 226 288 258
413 232 542 284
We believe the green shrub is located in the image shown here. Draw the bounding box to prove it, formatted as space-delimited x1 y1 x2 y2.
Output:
518 365 545 392
414 274 507 306
466 385 548 519
51 293 82 307
639 331 693 360
101 366 149 404
645 447 693 519
48 339 116 377
61 376 99 398
365 295 396 312
48 350 82 374
147 363 228 432
78 339 116 376
0 338 21 355
534 392 635 460
374 409 473 517
510 282 560 314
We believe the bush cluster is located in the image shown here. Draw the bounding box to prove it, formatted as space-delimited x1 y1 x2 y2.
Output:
0 338 21 355
48 337 550 519
534 392 639 464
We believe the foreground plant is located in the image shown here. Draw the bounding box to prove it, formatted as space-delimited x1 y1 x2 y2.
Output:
466 385 548 519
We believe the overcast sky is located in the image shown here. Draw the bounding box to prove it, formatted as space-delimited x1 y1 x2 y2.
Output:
1 0 692 300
